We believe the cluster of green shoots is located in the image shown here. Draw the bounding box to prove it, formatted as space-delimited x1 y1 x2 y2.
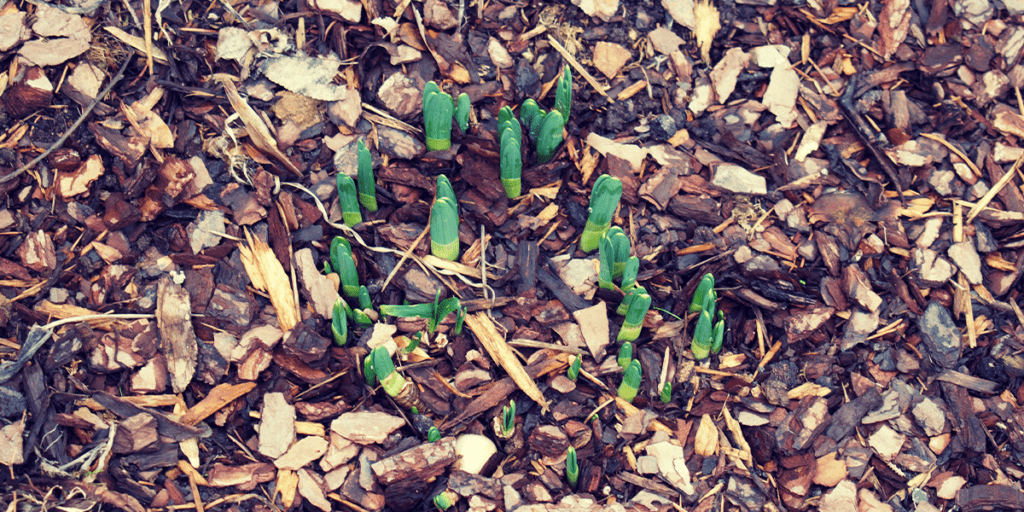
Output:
580 175 623 253
499 66 572 198
336 141 378 227
422 81 470 152
430 175 460 261
597 226 650 342
616 343 642 403
379 288 466 341
690 273 725 359
325 236 375 346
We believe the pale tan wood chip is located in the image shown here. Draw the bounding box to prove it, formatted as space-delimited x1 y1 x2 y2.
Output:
238 229 300 332
464 312 549 412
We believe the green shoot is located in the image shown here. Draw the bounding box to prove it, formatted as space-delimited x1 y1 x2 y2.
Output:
373 346 404 397
520 99 542 134
336 174 363 227
621 256 639 292
598 227 630 290
660 381 672 404
427 426 442 442
618 289 651 342
690 273 715 312
353 286 373 326
500 119 523 198
617 341 633 369
455 93 470 133
711 311 725 354
431 175 459 261
579 175 623 253
423 81 455 151
379 290 466 335
618 359 642 403
357 140 378 212
331 298 347 346
499 399 516 439
566 446 579 488
555 65 572 121
567 354 581 381
364 352 377 387
691 304 714 360
330 237 359 298
617 285 646 316
535 110 564 164
433 490 458 511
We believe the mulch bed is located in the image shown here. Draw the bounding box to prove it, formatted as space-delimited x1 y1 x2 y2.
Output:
0 0 1024 510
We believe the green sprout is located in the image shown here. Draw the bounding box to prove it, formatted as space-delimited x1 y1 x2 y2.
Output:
400 332 422 354
455 92 470 133
499 107 523 199
535 110 565 164
711 311 725 354
431 175 459 261
379 289 466 335
567 354 581 381
520 99 542 135
618 289 651 342
364 351 377 387
434 490 458 511
555 65 572 121
373 346 405 397
498 399 516 439
598 227 630 290
566 446 579 488
331 298 347 346
617 285 647 316
691 292 716 360
357 140 378 212
617 341 633 369
690 273 715 312
354 286 373 326
336 174 363 227
423 81 455 151
621 256 640 292
660 381 672 404
618 359 642 403
330 236 359 298
579 175 623 253
427 426 442 442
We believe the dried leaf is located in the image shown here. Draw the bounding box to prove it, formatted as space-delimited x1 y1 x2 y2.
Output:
694 414 719 457
215 74 303 177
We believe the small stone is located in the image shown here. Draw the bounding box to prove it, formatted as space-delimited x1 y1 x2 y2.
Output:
918 301 961 368
868 425 906 462
914 248 956 287
710 163 767 195
377 72 421 118
928 169 956 196
637 455 660 474
650 115 677 142
376 125 425 160
423 0 457 29
188 210 225 254
749 45 791 68
913 398 947 436
487 37 513 69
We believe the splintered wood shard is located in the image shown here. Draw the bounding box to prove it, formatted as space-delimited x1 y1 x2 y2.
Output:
239 229 300 332
214 74 303 177
157 277 198 394
464 312 549 412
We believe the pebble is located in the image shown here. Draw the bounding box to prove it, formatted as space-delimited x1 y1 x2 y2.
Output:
947 241 983 285
917 301 962 368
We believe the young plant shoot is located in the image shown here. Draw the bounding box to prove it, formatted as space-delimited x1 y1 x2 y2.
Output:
618 341 633 369
555 65 572 121
566 446 579 488
535 110 565 164
660 382 672 404
373 346 426 411
499 107 523 198
455 92 470 133
354 286 373 326
618 359 642 403
618 288 651 342
496 399 516 439
336 173 363 227
364 351 377 387
712 310 725 354
520 99 542 135
357 140 378 212
621 256 640 292
427 426 442 443
598 227 630 290
580 175 623 253
617 285 647 316
691 291 716 360
330 236 359 298
433 490 458 511
379 289 466 335
431 175 459 261
423 81 455 151
331 298 347 346
567 354 581 381
690 273 715 312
